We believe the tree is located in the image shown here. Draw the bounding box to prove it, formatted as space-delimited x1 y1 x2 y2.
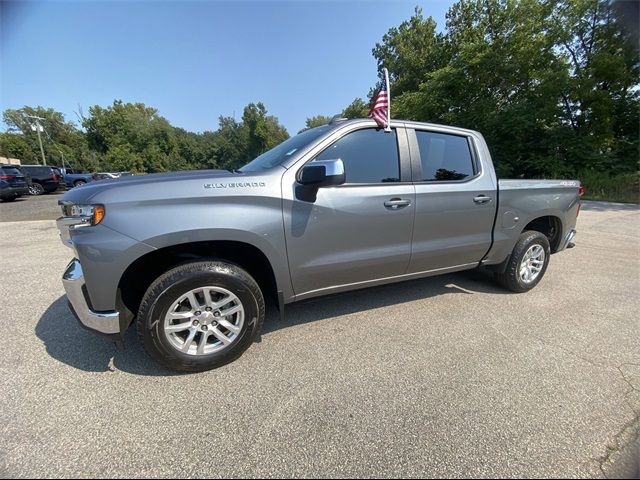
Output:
241 102 289 164
214 116 246 169
0 133 30 160
342 98 369 119
83 100 185 173
372 6 446 96
3 106 79 165
299 115 332 133
371 0 639 179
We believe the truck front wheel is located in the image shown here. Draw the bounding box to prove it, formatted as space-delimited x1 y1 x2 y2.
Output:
494 230 551 293
137 261 265 372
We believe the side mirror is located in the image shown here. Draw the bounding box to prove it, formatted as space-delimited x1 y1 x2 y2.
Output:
299 159 345 188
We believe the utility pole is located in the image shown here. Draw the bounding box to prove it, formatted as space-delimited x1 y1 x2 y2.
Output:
27 115 47 165
41 122 66 169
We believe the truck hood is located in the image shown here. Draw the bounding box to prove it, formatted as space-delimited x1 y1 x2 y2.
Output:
59 169 268 205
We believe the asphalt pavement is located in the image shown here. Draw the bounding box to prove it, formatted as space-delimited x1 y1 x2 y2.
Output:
0 192 64 222
0 197 638 477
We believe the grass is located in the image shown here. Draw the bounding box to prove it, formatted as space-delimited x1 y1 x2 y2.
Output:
578 171 640 204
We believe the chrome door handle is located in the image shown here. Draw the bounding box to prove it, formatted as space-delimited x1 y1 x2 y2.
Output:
473 195 492 205
384 198 411 209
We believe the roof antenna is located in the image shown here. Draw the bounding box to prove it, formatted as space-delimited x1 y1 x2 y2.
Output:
329 114 348 124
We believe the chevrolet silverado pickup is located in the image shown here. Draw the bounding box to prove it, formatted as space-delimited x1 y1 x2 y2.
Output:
56 118 581 372
57 167 95 188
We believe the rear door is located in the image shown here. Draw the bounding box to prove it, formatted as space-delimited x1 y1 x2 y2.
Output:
406 128 497 273
283 125 415 297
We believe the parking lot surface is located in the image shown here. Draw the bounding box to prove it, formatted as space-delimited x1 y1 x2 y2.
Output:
0 198 638 478
0 192 64 222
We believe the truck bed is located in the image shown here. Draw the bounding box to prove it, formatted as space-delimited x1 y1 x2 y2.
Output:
482 178 581 267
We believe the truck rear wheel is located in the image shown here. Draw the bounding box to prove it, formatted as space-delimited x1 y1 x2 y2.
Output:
494 230 551 293
137 261 265 372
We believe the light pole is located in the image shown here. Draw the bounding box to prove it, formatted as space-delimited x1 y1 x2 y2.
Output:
27 115 47 165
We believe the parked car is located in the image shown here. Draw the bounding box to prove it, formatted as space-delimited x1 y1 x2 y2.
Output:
20 165 63 195
56 118 582 372
14 166 33 188
92 172 131 181
55 167 94 188
0 165 29 202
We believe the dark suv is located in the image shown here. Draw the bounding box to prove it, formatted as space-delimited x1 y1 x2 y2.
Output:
0 165 30 202
20 165 63 195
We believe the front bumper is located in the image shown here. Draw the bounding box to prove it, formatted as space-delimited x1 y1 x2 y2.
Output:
63 259 121 335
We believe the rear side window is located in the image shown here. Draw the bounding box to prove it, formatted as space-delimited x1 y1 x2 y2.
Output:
314 128 400 183
415 131 475 182
23 166 51 176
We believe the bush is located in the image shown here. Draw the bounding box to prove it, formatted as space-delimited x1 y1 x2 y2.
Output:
578 171 640 203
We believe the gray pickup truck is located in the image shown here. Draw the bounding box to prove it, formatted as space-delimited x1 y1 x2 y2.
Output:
57 118 581 372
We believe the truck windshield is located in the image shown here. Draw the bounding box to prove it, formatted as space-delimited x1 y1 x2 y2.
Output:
240 125 332 172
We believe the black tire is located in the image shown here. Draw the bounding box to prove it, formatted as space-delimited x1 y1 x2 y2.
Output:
28 183 45 196
137 261 265 372
73 180 86 187
1 196 17 202
494 230 551 293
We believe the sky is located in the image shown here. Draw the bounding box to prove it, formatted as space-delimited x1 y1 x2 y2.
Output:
1 0 454 135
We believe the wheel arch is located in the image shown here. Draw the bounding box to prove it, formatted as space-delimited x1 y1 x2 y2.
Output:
117 238 285 326
520 214 563 253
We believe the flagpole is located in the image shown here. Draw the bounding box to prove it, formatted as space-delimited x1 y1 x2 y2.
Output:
384 67 391 132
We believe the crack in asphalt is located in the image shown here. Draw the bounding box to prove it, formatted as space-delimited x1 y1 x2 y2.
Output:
507 332 639 477
595 364 640 478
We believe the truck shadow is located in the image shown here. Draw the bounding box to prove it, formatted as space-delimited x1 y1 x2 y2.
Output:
261 270 504 335
35 270 506 375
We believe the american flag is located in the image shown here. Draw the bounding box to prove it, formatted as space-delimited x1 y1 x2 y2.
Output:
369 81 389 128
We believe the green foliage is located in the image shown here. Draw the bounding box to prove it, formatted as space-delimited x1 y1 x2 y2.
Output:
299 115 333 133
3 106 78 165
83 100 186 173
342 98 370 119
241 102 289 163
372 6 446 96
0 133 30 160
372 0 639 198
1 100 289 174
579 170 639 203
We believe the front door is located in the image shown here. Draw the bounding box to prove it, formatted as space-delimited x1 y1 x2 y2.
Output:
283 126 415 297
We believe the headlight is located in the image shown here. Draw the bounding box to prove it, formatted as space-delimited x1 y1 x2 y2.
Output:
62 204 106 226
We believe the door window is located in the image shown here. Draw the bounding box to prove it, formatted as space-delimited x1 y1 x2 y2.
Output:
315 128 400 183
415 131 475 181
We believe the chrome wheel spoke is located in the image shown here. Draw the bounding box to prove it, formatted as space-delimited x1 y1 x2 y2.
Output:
218 319 240 334
165 322 192 333
186 292 200 311
211 328 232 345
220 304 242 317
182 329 197 352
197 330 211 355
203 288 214 308
168 311 193 321
212 295 235 310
